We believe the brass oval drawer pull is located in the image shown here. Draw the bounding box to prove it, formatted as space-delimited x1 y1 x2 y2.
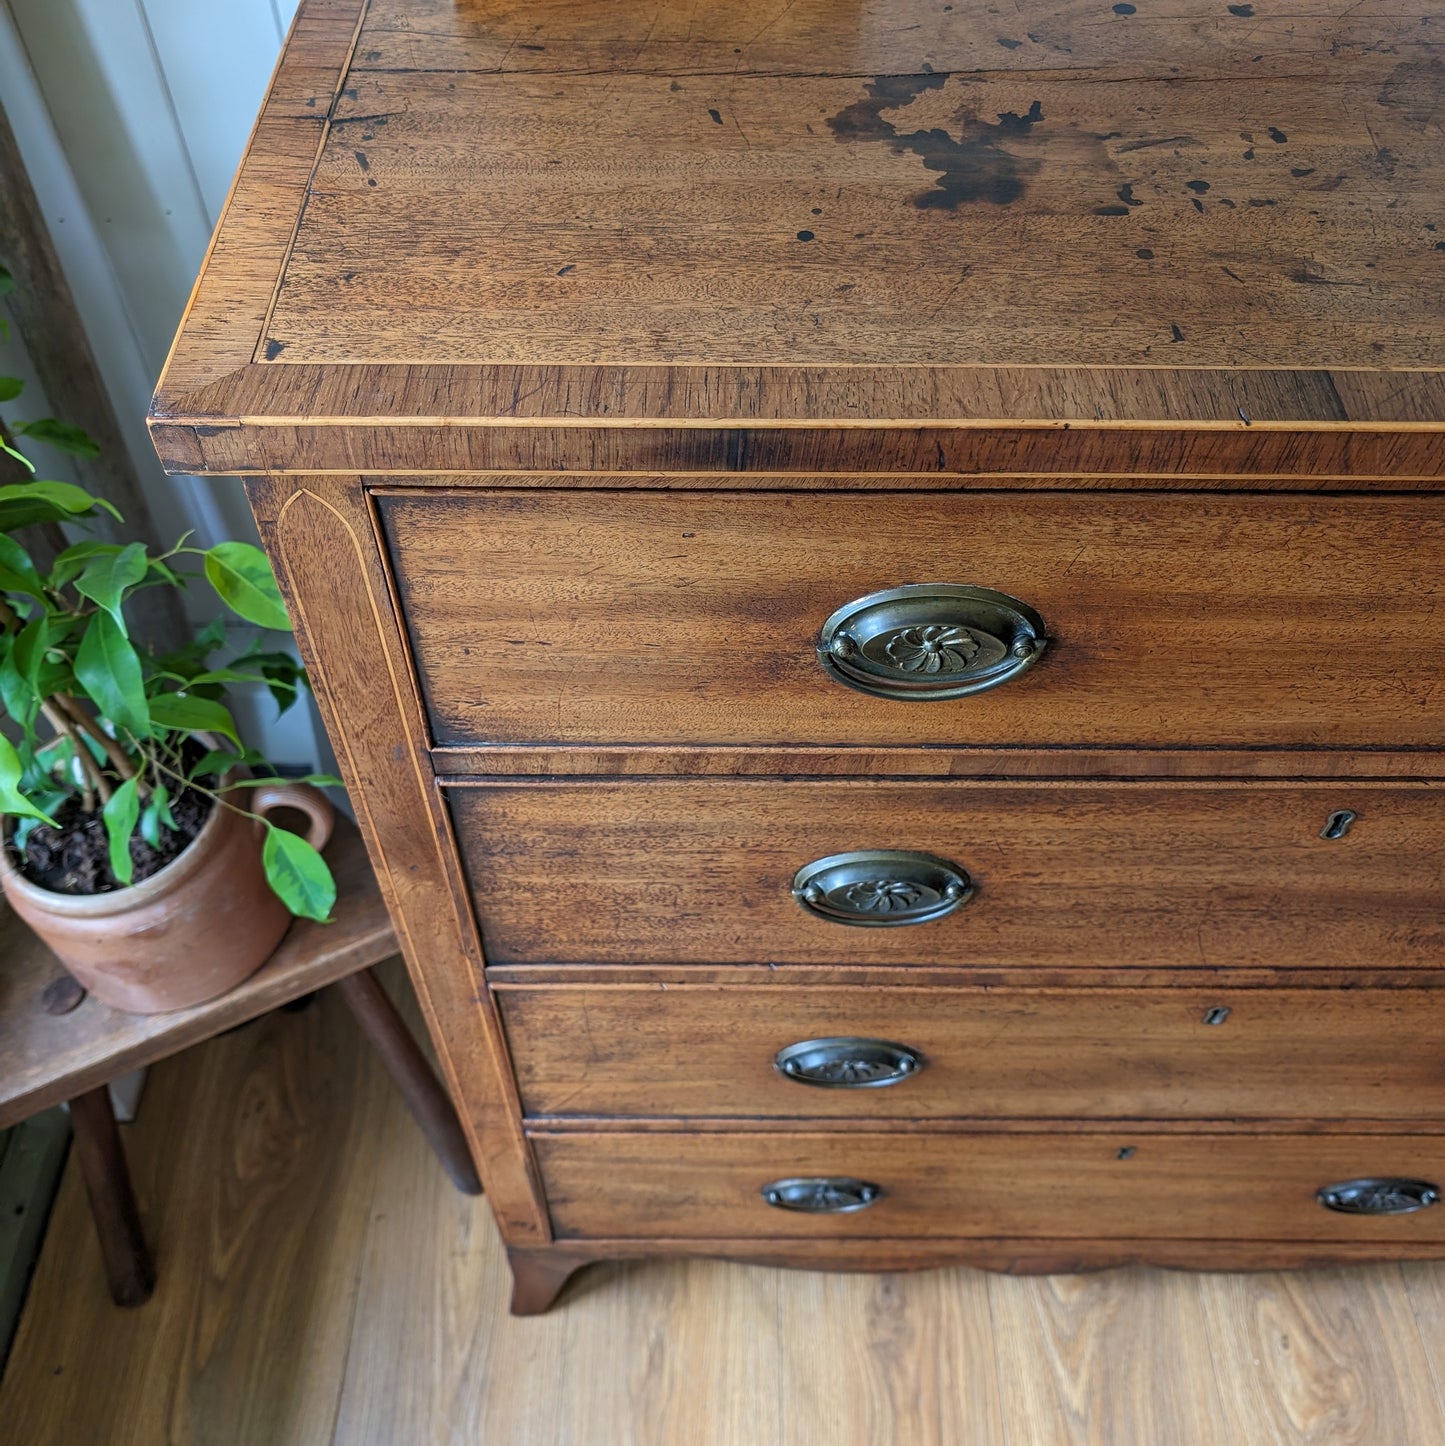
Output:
775 1037 923 1088
1317 1178 1441 1215
792 850 972 927
761 1177 883 1213
818 583 1047 700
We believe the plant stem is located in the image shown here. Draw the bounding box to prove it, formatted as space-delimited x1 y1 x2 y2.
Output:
41 700 107 810
0 594 18 634
54 692 142 789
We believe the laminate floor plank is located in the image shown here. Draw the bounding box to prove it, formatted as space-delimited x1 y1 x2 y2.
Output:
0 985 390 1446
6 967 1445 1446
986 1268 1230 1446
1198 1266 1445 1445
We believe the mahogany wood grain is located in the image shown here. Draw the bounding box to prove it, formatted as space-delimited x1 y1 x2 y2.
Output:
495 985 1445 1124
245 474 548 1242
381 489 1445 750
148 0 1443 478
448 780 1444 969
530 1130 1445 1244
431 743 1445 780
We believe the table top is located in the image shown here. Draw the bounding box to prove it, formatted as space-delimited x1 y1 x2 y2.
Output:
150 0 1442 478
0 817 396 1128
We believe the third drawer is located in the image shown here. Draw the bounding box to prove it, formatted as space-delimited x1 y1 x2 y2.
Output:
497 984 1445 1121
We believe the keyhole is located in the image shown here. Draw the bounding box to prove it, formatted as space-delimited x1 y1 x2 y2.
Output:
1320 809 1357 840
1203 1006 1231 1026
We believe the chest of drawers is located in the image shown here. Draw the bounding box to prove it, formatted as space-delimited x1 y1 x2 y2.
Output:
151 0 1445 1313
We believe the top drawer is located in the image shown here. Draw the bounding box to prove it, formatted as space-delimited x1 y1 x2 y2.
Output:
379 490 1445 751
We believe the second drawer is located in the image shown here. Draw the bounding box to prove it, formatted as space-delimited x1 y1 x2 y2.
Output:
498 984 1445 1121
452 780 1445 968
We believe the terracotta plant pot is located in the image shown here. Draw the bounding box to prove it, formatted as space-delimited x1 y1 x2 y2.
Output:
0 782 333 1014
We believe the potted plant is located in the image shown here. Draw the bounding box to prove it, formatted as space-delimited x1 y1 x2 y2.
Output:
0 290 340 1012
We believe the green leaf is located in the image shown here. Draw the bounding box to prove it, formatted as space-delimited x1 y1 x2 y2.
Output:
0 479 117 522
0 440 36 476
0 734 58 826
205 542 291 632
2 616 57 727
187 747 253 781
139 782 170 849
146 691 240 745
51 541 123 591
261 824 335 922
75 612 150 735
0 533 46 603
0 376 22 403
12 418 102 459
102 776 140 886
75 542 148 633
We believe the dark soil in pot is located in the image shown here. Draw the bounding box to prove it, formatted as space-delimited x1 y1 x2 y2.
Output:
7 784 214 895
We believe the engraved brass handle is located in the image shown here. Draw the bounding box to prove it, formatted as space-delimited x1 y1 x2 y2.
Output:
761 1177 883 1213
792 850 972 927
1317 1178 1441 1215
818 584 1047 700
775 1037 923 1088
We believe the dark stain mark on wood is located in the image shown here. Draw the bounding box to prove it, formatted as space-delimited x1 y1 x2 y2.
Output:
828 75 1046 209
1186 180 1210 193
1113 2 1137 11
1118 183 1142 206
811 207 823 215
670 80 682 92
1221 266 1245 282
1243 148 1256 159
1238 408 1253 425
1227 3 1254 14
1170 324 1185 342
1117 1146 1137 1159
556 264 576 276
264 339 286 360
1190 197 1206 213
796 230 815 241
1291 167 1316 177
1248 197 1277 206
1268 127 1289 143
1094 205 1131 216
363 50 382 62
1136 247 1155 258
353 150 370 172
997 37 1023 49
708 108 723 125
1377 59 1445 133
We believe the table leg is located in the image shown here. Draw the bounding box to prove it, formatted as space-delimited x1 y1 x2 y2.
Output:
68 1086 156 1308
336 969 483 1195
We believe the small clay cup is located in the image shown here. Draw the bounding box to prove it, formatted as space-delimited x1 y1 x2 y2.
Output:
0 782 333 1014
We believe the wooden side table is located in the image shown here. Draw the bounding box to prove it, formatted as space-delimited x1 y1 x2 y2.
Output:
0 817 480 1307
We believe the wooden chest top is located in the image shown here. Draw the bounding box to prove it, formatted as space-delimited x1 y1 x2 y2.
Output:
149 0 1444 477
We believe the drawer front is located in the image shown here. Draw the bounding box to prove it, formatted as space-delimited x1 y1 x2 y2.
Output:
451 781 1444 968
498 986 1445 1122
379 489 1445 750
533 1131 1445 1241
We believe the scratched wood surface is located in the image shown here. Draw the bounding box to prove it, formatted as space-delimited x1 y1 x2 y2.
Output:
147 0 1444 479
7 978 1445 1445
276 15 1442 371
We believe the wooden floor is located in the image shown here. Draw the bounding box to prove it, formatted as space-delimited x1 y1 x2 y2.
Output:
4 965 1445 1446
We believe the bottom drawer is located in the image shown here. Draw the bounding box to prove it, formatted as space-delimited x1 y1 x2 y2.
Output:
531 1132 1445 1242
